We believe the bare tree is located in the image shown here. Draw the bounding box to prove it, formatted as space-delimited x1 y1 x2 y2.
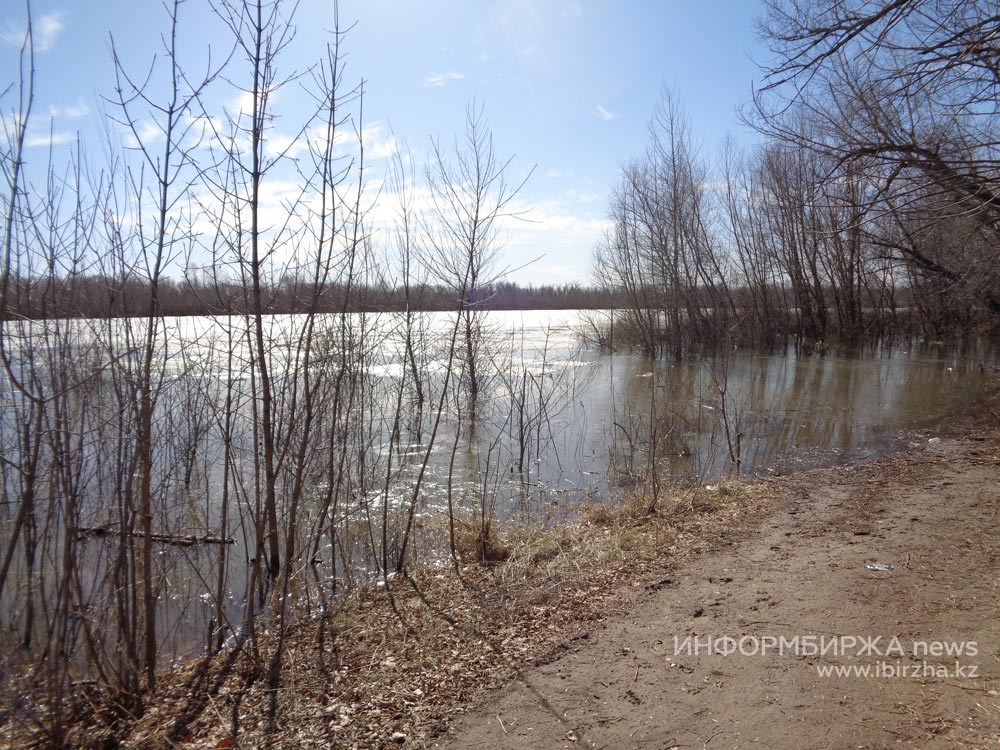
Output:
595 91 735 357
106 0 220 690
755 0 1000 316
424 102 530 404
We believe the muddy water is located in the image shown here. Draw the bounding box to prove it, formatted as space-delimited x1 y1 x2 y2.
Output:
192 315 996 657
3 310 997 666
439 312 998 524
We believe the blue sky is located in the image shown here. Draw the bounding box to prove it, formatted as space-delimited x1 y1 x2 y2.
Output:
1 0 768 285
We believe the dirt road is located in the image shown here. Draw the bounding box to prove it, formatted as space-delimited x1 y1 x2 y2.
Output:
435 438 1000 749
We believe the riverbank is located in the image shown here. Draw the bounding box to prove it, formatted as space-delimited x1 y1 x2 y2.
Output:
438 433 1000 750
23 433 1000 748
16 425 987 750
54 461 786 748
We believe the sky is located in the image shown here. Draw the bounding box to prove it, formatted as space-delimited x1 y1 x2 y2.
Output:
1 0 770 286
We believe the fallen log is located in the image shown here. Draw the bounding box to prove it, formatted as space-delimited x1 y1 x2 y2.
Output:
77 526 235 546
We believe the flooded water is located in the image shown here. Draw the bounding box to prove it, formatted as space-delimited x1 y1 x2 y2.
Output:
432 311 997 524
7 309 996 516
2 308 997 664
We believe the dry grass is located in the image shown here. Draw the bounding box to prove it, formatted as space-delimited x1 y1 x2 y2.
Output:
450 518 512 565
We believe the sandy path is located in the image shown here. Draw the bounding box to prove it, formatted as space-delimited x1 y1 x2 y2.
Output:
434 439 1000 750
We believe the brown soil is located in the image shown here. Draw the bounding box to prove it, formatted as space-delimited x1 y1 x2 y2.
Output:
434 438 1000 750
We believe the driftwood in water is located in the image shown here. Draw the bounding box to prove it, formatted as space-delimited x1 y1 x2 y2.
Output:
78 526 235 547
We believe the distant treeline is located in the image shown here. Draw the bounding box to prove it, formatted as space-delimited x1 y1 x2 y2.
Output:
0 272 965 332
0 276 618 319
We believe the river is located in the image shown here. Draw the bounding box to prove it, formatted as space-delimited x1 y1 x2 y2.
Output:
1 309 997 664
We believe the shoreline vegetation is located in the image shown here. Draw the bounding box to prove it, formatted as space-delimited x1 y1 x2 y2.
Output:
1 310 995 750
0 456 812 748
10 418 995 750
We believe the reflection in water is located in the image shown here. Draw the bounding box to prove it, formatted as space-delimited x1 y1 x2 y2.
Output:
535 329 986 505
124 312 988 533
397 314 997 533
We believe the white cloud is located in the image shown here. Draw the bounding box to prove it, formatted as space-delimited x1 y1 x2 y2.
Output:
227 89 255 116
35 13 64 52
495 197 610 283
265 131 309 160
524 264 589 284
563 187 602 204
502 199 608 239
593 105 617 121
224 87 279 120
287 120 395 162
174 157 606 286
2 12 65 52
48 101 90 119
421 71 465 88
122 120 165 149
360 122 398 160
25 130 75 148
